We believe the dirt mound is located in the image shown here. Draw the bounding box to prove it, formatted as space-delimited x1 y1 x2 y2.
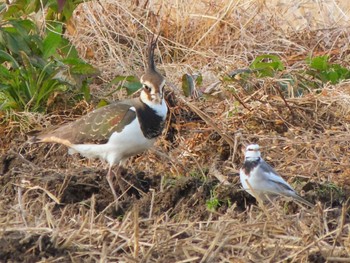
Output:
0 231 67 262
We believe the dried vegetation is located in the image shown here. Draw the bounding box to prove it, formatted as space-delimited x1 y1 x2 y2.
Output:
1 0 350 262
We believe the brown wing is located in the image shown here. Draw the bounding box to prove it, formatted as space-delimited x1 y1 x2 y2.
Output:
32 100 138 145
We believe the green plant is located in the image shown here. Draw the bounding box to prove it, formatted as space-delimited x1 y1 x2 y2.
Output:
1 0 84 22
316 182 344 196
188 168 208 182
206 190 220 212
226 54 350 100
224 55 287 97
107 75 143 96
250 54 285 77
181 73 202 97
0 0 97 112
306 55 350 84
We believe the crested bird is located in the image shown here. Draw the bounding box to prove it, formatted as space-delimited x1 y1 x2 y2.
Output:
240 144 313 207
29 37 168 202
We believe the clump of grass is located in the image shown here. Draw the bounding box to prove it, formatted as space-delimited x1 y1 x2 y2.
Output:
0 1 98 112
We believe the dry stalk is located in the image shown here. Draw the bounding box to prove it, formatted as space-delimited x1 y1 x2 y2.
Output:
179 97 235 148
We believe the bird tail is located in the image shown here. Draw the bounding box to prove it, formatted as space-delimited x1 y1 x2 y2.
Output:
254 188 314 207
292 194 314 207
26 130 41 144
27 132 73 148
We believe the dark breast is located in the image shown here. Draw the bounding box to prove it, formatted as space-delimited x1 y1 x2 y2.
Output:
242 158 261 175
135 102 165 139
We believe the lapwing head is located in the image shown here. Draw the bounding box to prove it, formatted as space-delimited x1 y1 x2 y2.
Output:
140 36 166 106
245 144 261 160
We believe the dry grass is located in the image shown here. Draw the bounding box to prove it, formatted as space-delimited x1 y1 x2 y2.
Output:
1 0 350 262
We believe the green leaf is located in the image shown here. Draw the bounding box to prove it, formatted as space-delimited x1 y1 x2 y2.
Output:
305 56 350 84
0 50 20 68
58 38 79 58
62 58 98 75
24 0 42 14
43 24 63 58
331 64 350 80
9 19 37 37
1 2 24 19
71 63 98 75
61 0 75 21
81 81 91 101
182 73 194 97
308 56 329 71
1 29 27 55
107 75 142 95
0 65 13 83
327 71 339 84
123 81 142 95
250 54 285 77
108 75 138 86
97 99 108 108
195 74 203 86
251 55 284 70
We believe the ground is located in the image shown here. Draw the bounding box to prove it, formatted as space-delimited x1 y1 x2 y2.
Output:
1 89 350 261
1 0 350 262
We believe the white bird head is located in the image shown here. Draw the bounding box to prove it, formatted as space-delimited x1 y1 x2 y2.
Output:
244 144 261 159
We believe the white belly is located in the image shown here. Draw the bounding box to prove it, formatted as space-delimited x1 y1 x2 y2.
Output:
108 118 155 158
240 168 252 195
70 118 155 166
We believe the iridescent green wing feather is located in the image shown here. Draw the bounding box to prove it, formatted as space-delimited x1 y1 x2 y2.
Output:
37 100 137 144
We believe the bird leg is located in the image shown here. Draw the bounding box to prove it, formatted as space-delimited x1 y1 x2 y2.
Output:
106 165 119 203
115 160 128 194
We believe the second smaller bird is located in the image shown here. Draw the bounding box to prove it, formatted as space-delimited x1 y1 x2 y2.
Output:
240 144 313 207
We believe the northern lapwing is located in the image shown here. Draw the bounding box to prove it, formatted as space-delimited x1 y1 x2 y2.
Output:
240 144 313 207
29 37 168 202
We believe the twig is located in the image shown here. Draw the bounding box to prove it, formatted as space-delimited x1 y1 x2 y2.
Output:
274 85 294 116
133 204 140 259
8 149 39 170
17 185 28 227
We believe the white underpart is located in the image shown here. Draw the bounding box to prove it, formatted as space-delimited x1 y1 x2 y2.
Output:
68 108 155 166
240 165 276 196
240 144 263 195
240 160 296 197
240 167 252 195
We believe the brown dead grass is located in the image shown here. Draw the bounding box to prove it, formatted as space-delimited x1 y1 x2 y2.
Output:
1 0 350 262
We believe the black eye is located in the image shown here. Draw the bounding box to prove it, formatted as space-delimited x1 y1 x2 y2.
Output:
143 85 151 91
